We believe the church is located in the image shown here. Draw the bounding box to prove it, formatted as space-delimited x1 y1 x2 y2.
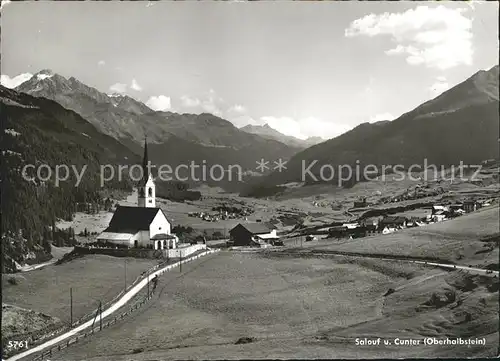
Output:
97 139 178 250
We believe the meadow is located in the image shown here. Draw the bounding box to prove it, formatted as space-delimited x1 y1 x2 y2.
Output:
50 251 497 360
2 255 157 335
301 206 499 267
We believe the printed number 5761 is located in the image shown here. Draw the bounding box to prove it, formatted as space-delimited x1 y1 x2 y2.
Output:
8 340 29 350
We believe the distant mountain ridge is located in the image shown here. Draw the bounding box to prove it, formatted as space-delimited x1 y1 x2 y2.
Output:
15 70 299 151
15 70 302 189
255 65 500 190
240 123 324 148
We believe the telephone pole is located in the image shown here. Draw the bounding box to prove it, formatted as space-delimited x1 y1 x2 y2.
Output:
147 272 150 297
99 301 102 331
124 259 127 292
180 251 182 273
70 287 73 326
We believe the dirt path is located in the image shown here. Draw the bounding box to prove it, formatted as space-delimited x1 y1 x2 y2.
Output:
5 250 219 361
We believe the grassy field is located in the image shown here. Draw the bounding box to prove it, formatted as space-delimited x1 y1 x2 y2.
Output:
300 206 499 267
2 255 157 330
2 304 61 340
50 251 497 360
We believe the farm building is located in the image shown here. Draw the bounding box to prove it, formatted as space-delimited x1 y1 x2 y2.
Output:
353 197 367 208
431 210 447 222
405 217 423 228
361 217 380 228
378 216 407 234
379 216 407 228
97 139 178 250
229 222 278 247
431 205 449 214
463 200 481 213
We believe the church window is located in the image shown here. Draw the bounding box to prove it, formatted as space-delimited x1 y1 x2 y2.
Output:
148 187 153 197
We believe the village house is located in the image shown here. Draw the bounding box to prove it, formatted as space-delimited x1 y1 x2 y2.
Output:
463 200 481 213
405 217 423 228
431 210 447 223
360 217 380 234
378 216 407 234
353 197 367 208
229 222 278 247
97 139 178 250
328 225 348 239
431 205 449 214
342 222 360 229
446 203 466 218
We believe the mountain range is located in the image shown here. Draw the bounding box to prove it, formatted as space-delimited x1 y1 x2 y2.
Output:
10 73 300 194
3 64 498 269
10 64 500 194
15 70 302 167
240 123 324 148
256 65 499 191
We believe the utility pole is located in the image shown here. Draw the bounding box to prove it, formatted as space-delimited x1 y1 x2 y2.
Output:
70 287 73 326
180 251 182 273
124 259 127 292
99 301 102 331
147 272 150 297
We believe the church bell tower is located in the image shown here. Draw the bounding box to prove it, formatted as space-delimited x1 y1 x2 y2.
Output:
138 137 155 208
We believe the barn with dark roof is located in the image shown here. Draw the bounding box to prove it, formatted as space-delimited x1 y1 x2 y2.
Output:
229 222 278 247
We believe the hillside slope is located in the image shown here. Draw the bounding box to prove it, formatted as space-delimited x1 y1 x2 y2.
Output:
15 70 301 188
241 123 324 148
1 85 140 271
259 65 500 188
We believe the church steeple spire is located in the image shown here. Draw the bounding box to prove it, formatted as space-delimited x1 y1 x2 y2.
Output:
138 135 155 208
142 136 149 178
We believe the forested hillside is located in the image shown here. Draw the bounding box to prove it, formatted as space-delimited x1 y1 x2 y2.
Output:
1 86 140 272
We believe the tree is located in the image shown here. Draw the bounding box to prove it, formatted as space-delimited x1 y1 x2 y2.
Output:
104 197 112 211
51 218 56 241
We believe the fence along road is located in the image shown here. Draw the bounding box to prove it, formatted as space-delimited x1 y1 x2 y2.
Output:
5 249 219 361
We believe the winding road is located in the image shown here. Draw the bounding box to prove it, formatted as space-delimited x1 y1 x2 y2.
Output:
5 249 219 361
269 248 499 277
5 246 497 361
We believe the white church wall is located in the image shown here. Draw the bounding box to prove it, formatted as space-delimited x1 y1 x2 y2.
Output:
146 176 156 208
165 244 206 258
138 175 156 208
135 230 151 247
149 210 171 238
106 239 134 248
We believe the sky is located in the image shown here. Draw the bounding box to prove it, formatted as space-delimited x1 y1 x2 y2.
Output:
1 1 498 140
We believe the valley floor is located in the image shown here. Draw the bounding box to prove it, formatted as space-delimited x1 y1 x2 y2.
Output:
2 255 157 328
50 251 498 360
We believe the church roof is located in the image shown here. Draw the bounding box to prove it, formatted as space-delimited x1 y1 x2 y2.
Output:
104 206 162 233
230 222 276 235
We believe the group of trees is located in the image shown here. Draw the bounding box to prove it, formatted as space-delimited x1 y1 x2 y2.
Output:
2 88 137 273
155 181 201 202
171 225 226 244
